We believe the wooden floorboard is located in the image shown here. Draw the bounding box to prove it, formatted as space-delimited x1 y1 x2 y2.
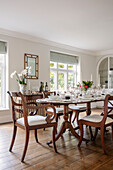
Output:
1 109 113 170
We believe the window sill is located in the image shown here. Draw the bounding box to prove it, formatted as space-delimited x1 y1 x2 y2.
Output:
0 108 9 111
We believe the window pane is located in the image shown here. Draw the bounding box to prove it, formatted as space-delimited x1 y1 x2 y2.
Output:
58 64 64 69
0 66 1 106
68 65 73 70
58 63 67 69
50 62 54 68
0 54 6 108
99 58 108 88
68 73 74 88
50 72 55 90
50 62 57 68
109 57 113 88
58 72 64 90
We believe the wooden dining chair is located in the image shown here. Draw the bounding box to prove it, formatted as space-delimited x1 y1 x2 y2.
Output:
78 94 113 154
68 105 86 129
43 91 73 124
8 91 57 162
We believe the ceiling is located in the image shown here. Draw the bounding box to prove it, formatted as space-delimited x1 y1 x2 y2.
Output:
0 0 113 52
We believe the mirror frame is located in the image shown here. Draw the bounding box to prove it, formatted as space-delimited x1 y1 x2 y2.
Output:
24 53 39 79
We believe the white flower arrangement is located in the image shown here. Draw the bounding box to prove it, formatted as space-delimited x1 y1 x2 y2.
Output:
10 67 31 85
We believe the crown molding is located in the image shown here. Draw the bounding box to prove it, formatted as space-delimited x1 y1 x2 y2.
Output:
95 49 113 57
0 28 96 56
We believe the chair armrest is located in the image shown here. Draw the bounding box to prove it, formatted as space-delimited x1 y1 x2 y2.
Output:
26 104 56 123
44 105 56 123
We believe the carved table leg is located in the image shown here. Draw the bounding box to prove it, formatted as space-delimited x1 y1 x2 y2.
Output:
47 104 88 145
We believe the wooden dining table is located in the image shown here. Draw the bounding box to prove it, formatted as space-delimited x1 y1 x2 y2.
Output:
36 96 105 144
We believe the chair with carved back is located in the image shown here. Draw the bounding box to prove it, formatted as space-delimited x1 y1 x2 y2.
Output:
8 91 57 162
68 104 86 129
43 91 73 124
78 94 113 154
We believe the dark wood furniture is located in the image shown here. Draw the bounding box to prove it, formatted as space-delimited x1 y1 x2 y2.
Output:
37 97 105 145
43 92 73 126
8 91 57 162
68 105 86 129
78 94 113 154
23 92 43 101
43 91 56 98
15 92 44 117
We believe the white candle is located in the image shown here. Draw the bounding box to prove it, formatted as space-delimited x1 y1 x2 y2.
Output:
91 74 92 81
81 71 82 83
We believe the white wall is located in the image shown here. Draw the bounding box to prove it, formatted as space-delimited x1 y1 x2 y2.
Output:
0 33 96 123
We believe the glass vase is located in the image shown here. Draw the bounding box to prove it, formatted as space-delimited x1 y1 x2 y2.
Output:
19 84 27 93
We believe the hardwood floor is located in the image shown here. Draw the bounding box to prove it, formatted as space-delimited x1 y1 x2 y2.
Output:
1 109 113 170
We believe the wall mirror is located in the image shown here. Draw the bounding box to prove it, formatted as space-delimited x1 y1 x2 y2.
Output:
24 53 39 79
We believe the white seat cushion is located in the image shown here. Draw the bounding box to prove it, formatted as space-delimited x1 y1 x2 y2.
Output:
16 115 55 126
47 107 64 114
80 114 113 125
69 105 86 111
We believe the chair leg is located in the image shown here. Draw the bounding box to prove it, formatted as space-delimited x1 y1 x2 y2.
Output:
112 125 113 140
9 125 17 152
100 127 106 154
78 122 83 147
55 115 59 134
69 112 72 123
34 129 38 143
43 111 47 131
89 126 94 141
21 130 30 162
72 111 76 123
52 125 57 153
92 127 98 141
76 111 79 125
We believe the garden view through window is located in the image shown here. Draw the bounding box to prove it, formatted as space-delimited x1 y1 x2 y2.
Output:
0 41 7 108
50 62 77 91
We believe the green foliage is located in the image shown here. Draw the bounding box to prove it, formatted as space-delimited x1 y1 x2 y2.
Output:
50 72 54 90
58 73 64 90
77 82 81 87
50 63 54 67
68 65 73 69
68 73 73 88
16 78 26 85
58 64 64 69
82 80 93 91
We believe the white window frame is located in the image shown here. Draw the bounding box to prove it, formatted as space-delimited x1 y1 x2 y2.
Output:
50 61 77 91
0 53 7 108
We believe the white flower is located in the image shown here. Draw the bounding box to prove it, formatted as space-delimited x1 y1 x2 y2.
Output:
10 68 28 85
21 69 27 75
10 71 16 79
18 74 22 77
26 66 29 69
